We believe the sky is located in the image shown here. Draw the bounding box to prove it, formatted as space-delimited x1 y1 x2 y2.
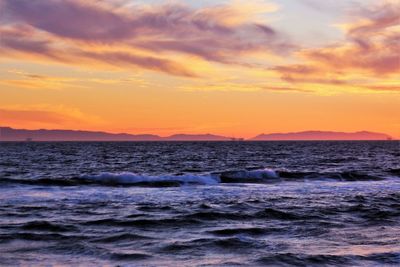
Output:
0 0 399 138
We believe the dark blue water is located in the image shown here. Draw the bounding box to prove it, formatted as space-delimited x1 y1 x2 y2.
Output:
0 141 399 266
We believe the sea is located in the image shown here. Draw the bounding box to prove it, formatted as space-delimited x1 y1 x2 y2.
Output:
0 141 399 266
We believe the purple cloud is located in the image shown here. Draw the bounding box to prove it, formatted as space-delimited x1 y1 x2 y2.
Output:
1 0 288 68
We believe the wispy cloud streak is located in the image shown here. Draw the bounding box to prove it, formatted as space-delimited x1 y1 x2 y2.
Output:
273 0 400 91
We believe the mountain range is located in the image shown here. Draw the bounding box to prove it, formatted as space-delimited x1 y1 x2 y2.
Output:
0 127 231 141
0 127 393 141
251 131 392 141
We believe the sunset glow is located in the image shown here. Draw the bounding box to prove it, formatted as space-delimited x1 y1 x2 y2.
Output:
1 0 399 138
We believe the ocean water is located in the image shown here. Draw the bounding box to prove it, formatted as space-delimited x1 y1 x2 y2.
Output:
0 141 399 266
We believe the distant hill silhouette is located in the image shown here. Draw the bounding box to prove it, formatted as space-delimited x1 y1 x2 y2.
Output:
251 131 392 141
0 127 393 141
0 127 232 141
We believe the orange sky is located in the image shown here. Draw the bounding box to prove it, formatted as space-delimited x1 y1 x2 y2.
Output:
0 0 399 138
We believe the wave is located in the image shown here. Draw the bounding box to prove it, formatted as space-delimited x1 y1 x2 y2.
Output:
109 252 151 261
92 233 152 243
277 170 383 181
0 169 387 187
80 172 219 186
209 227 269 236
256 252 400 266
0 232 80 242
161 237 259 252
82 217 201 228
21 221 77 232
218 169 278 183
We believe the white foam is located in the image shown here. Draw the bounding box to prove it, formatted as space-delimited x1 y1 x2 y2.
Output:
79 168 282 186
81 172 220 185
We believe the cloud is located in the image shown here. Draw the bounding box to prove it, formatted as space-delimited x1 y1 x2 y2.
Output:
273 0 400 91
0 69 150 90
0 25 60 59
262 86 311 93
0 70 79 89
1 0 132 41
0 108 70 124
179 81 311 93
1 0 396 93
272 64 349 86
1 70 150 90
2 0 279 42
78 51 198 78
306 1 400 75
364 85 400 92
0 24 197 77
0 105 103 128
0 0 287 77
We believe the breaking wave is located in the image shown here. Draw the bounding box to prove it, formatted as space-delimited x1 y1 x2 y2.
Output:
81 172 219 186
0 168 388 187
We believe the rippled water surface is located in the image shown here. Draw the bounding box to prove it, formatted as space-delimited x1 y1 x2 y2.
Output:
0 141 399 266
